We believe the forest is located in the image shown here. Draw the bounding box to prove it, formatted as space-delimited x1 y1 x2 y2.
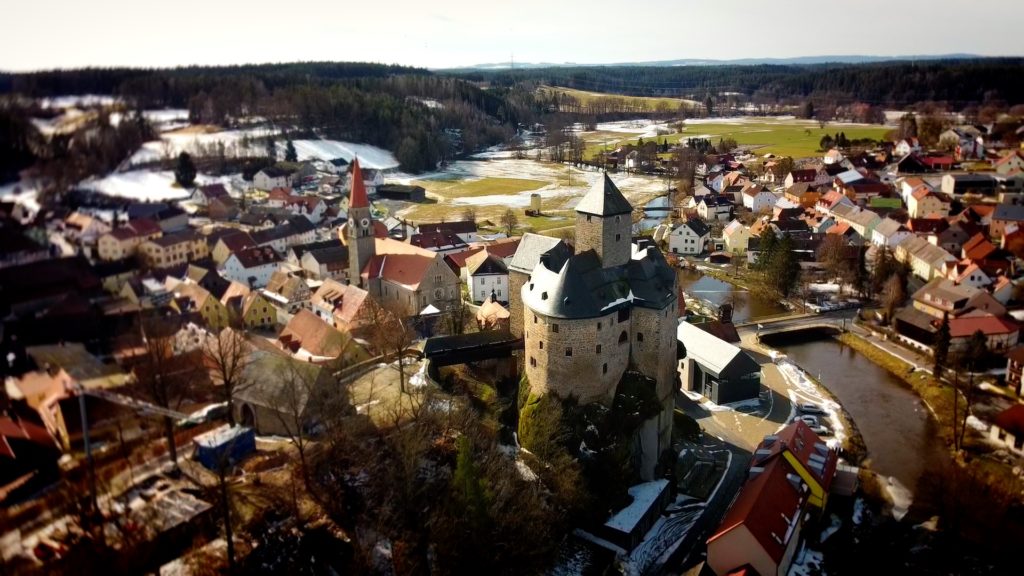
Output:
447 58 1024 107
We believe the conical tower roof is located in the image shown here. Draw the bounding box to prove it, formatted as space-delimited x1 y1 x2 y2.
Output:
349 157 369 209
574 172 633 216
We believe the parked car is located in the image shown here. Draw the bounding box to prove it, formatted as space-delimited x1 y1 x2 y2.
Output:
793 414 820 427
798 402 826 415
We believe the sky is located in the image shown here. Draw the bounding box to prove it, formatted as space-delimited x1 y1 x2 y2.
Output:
2 0 1022 71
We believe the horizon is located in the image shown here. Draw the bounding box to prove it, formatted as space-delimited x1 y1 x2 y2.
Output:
3 0 1023 72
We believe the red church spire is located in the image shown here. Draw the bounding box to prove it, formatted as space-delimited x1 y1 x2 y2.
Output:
349 157 369 209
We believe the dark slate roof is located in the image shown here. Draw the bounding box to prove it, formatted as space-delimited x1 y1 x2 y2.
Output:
508 233 570 274
418 220 477 235
522 246 676 320
574 173 633 216
701 195 734 207
307 246 349 265
994 204 1024 222
422 329 519 358
682 219 710 237
292 240 343 260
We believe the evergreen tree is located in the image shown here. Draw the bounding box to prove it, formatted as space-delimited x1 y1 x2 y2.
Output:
756 228 778 271
819 134 835 151
704 95 715 116
174 152 196 188
934 312 951 381
770 234 801 297
285 139 298 162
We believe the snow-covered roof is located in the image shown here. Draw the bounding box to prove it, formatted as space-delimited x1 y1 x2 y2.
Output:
604 479 669 533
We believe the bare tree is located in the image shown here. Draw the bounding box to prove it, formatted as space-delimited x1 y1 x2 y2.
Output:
881 273 906 324
365 302 415 394
500 208 519 237
203 327 253 426
461 207 477 223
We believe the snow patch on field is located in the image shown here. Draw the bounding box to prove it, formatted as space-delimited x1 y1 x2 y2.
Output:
38 94 118 109
79 171 234 201
291 139 399 170
0 181 42 218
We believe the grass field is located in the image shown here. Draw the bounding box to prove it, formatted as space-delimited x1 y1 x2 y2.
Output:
538 85 697 111
581 118 891 159
410 176 549 199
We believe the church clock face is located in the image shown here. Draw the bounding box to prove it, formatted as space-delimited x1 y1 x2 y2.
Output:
348 218 355 227
360 218 370 228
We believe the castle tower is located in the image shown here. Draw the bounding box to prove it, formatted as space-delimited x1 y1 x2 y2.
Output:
345 158 376 286
574 173 633 269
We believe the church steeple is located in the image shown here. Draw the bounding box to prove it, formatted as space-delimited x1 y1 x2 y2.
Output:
344 158 376 286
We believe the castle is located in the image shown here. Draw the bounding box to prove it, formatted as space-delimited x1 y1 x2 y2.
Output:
511 174 678 479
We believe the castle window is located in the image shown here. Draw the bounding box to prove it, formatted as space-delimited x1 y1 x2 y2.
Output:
616 233 621 241
530 357 536 367
618 308 630 322
596 344 602 354
616 215 621 223
603 363 608 374
637 332 644 342
597 321 602 330
534 315 537 323
587 214 592 222
541 291 548 300
619 331 627 344
539 340 544 350
552 323 559 333
565 347 572 357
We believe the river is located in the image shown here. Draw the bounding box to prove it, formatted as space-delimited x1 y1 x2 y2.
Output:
765 332 946 501
676 269 787 323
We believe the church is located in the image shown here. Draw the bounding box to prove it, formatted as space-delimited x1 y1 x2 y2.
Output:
339 159 461 317
513 173 679 479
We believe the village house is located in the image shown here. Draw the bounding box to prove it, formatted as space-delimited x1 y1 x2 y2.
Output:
895 235 957 281
251 217 317 254
410 230 470 255
169 281 229 330
706 449 809 576
698 195 734 221
783 169 817 188
897 177 932 203
220 246 282 288
63 211 110 244
137 230 209 270
253 163 314 191
677 321 761 404
191 183 231 206
262 270 312 318
266 189 328 223
346 164 385 197
941 173 998 197
96 218 163 261
989 405 1024 456
815 189 854 215
311 279 375 334
278 309 357 362
669 218 710 255
871 218 913 248
783 182 821 209
741 183 777 214
908 188 951 219
234 350 338 435
465 250 509 304
417 220 480 245
208 196 240 221
895 137 921 157
928 222 975 255
994 151 1024 176
1004 346 1024 396
722 220 750 255
211 230 256 265
939 127 985 160
755 421 838 509
991 204 1024 237
300 245 349 281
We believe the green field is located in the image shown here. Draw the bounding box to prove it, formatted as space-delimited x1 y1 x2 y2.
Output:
582 118 891 160
411 176 549 199
538 85 696 112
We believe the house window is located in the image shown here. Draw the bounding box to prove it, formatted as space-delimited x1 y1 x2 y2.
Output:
435 274 442 283
565 347 572 357
596 344 602 354
552 323 559 333
497 290 501 297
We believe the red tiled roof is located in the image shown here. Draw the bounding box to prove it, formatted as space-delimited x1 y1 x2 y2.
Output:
0 416 57 459
349 158 369 209
994 404 1024 437
994 151 1024 166
788 169 817 183
948 315 1018 338
445 247 485 272
708 455 806 564
962 233 997 261
362 253 436 289
756 421 837 493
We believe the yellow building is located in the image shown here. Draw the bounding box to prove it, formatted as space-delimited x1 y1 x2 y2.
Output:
96 219 163 261
138 231 210 269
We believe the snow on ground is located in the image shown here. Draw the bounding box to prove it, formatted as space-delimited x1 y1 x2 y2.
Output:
291 139 399 170
852 497 866 525
38 94 118 109
809 282 840 293
776 358 846 447
966 414 988 432
594 119 672 138
820 514 842 542
0 181 42 218
885 475 913 521
79 170 234 202
788 545 825 576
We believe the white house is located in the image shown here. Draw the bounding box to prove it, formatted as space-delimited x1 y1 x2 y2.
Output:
871 218 913 248
895 137 921 157
465 251 509 304
254 168 291 191
741 184 777 214
348 168 385 197
669 219 711 255
220 247 282 288
698 195 733 221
